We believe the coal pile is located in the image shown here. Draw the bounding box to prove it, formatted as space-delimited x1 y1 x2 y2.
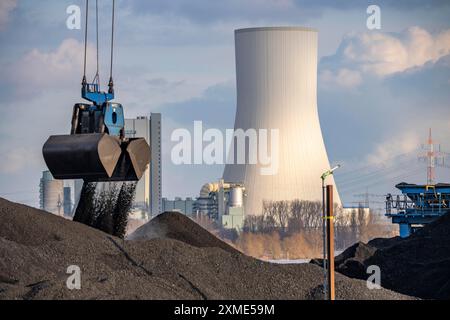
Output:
0 198 412 300
320 213 450 299
128 212 238 254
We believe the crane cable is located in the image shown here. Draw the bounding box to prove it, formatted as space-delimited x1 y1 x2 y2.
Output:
82 0 115 90
82 0 89 83
93 0 100 85
109 0 115 86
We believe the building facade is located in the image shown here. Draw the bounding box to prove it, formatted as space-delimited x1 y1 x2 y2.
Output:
63 186 72 216
124 113 162 217
162 197 194 215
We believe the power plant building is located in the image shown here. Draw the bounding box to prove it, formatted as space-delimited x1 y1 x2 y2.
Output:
194 180 246 231
223 27 341 215
125 114 162 217
63 186 72 216
39 170 64 216
162 197 194 215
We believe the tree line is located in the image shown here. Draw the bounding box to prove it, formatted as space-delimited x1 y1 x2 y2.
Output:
240 199 395 253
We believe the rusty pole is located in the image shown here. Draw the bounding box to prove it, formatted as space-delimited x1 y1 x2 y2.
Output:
322 177 328 300
326 185 335 300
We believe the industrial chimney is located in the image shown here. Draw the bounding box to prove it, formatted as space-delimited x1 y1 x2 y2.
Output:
223 27 341 215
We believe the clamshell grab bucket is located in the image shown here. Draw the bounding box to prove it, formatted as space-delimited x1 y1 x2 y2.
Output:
43 134 150 182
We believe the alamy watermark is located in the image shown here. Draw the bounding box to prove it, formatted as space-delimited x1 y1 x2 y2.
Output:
66 265 81 290
366 5 381 30
66 5 81 30
366 265 381 290
171 121 279 176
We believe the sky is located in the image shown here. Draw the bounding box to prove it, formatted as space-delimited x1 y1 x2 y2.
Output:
0 0 450 210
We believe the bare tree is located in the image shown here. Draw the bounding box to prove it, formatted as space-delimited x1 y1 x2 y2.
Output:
274 200 290 234
288 199 304 233
262 200 277 233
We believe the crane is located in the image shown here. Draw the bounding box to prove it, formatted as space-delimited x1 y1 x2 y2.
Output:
42 0 150 182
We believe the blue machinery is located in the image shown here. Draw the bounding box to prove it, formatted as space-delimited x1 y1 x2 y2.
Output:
385 183 450 237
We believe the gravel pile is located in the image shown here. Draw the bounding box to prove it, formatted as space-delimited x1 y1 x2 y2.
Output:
318 213 450 299
128 212 238 254
0 198 413 300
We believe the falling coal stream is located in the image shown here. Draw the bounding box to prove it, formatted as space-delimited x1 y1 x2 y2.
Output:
73 181 137 238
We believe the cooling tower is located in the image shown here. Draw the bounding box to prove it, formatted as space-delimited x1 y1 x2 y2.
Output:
223 27 341 215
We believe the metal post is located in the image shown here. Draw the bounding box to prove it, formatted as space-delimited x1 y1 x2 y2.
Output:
326 185 335 300
320 164 340 300
322 178 327 300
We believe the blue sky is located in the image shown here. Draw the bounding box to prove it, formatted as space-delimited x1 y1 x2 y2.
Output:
0 0 450 210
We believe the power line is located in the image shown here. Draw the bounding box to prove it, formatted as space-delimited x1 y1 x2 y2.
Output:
334 149 419 178
418 128 450 185
337 157 417 187
339 165 424 195
339 162 424 192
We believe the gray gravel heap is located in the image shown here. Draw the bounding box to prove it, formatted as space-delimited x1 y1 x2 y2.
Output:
0 198 413 300
314 212 450 300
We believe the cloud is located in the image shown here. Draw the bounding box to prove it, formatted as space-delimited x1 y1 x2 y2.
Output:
12 38 95 89
159 82 236 198
124 0 450 25
322 27 450 79
0 38 99 180
0 0 16 31
117 71 230 117
0 147 41 174
348 27 450 76
317 27 450 190
295 0 450 10
160 82 236 129
146 77 185 88
366 131 420 167
1 1 449 206
123 0 301 24
320 68 362 88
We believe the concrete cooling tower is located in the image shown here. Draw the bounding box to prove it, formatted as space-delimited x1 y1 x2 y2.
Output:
223 27 341 215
